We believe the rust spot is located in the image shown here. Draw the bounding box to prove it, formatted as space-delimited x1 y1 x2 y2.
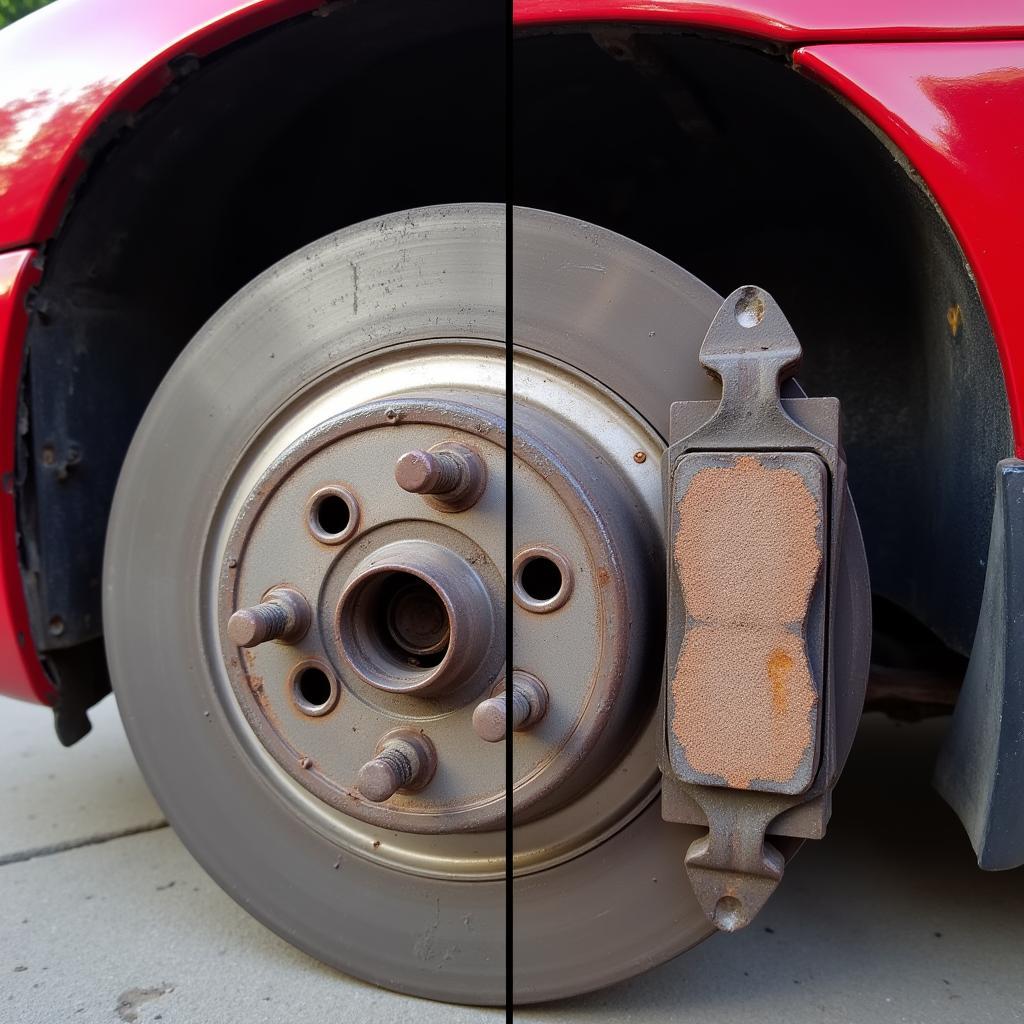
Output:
671 454 822 789
947 303 962 338
673 627 815 788
596 567 610 587
767 648 794 716
633 450 647 464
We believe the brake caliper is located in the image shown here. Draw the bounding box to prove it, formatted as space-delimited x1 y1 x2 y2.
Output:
661 286 868 931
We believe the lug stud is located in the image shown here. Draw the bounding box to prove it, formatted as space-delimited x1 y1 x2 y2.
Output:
227 586 311 647
394 442 486 511
357 731 437 802
473 671 549 742
395 449 462 494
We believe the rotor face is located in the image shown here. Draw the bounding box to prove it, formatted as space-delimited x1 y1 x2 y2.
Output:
510 209 724 999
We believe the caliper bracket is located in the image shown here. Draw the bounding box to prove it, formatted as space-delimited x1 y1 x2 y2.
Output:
660 286 850 931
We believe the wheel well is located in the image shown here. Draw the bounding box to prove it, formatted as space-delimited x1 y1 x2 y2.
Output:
514 27 1011 660
18 0 503 742
21 18 1011 739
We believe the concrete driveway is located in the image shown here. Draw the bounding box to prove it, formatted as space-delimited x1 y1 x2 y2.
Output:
1 696 1022 1023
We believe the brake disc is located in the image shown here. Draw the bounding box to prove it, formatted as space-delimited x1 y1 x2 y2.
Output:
510 207 870 1002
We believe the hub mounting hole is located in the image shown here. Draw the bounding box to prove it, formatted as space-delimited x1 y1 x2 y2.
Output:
291 662 339 717
521 557 562 602
307 486 359 544
513 547 573 613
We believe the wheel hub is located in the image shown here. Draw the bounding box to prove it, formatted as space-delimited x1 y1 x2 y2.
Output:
219 396 507 833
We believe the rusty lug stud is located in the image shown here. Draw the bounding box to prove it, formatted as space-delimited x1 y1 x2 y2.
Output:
395 449 462 494
357 731 437 803
472 671 549 743
227 586 311 648
394 442 486 512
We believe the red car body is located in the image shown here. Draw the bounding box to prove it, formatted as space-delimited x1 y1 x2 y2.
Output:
0 0 1022 708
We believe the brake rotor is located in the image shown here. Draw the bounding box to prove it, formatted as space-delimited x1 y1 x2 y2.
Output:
510 206 869 1002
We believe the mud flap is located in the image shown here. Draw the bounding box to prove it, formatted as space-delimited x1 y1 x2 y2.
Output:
934 458 1024 870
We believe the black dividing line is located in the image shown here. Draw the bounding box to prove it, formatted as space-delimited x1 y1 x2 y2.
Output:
505 0 514 1015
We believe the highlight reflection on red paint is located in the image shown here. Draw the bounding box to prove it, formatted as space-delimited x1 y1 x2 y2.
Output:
796 43 1024 456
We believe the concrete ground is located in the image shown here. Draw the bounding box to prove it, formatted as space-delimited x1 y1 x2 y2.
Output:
1 698 1022 1023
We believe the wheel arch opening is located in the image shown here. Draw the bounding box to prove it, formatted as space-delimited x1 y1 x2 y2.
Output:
514 25 1012 687
18 0 504 742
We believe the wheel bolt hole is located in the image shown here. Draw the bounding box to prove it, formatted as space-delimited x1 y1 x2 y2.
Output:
512 547 573 613
307 486 358 544
315 494 351 535
290 662 339 717
520 557 563 602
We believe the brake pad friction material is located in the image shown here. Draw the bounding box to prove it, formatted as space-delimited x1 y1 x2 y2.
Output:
669 453 825 794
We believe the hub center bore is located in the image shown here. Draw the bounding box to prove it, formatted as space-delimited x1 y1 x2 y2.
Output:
337 539 495 696
385 578 450 659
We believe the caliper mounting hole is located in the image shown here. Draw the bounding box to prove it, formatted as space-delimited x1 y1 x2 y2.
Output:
734 286 766 328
